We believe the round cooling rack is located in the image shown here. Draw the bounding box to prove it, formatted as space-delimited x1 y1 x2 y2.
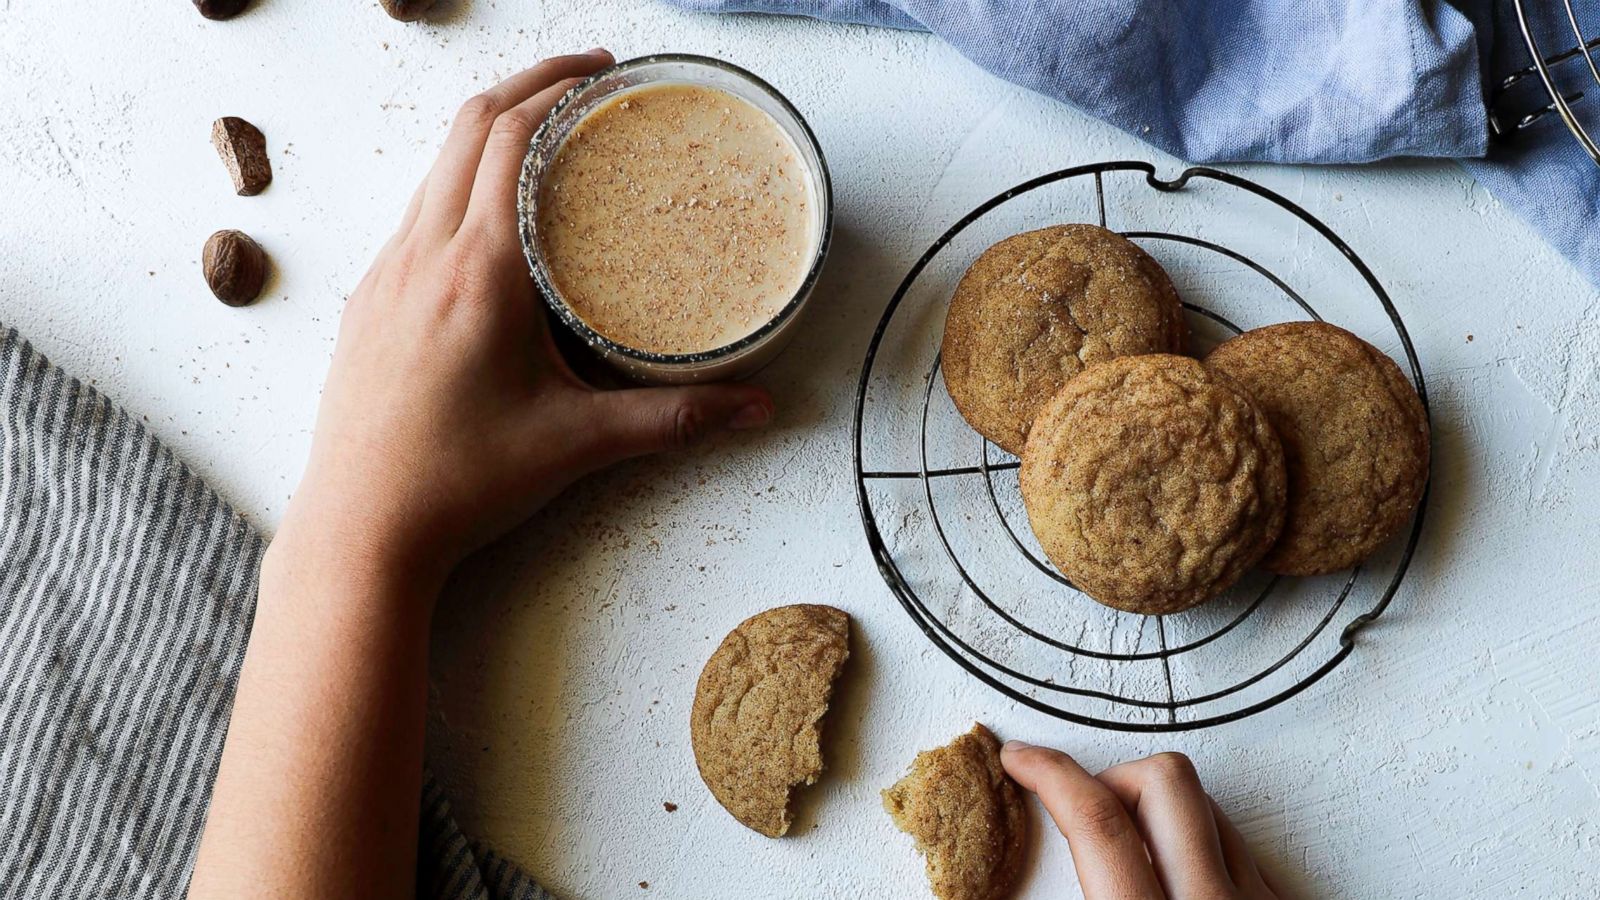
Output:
851 161 1432 732
1494 0 1600 165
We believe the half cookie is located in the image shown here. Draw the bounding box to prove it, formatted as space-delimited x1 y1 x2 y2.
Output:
883 723 1028 900
942 224 1187 455
690 604 851 837
1205 321 1429 575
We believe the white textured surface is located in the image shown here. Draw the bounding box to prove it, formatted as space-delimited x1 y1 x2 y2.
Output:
3 2 1599 898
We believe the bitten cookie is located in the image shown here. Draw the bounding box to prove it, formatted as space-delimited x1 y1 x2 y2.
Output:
690 604 851 837
1205 321 1429 575
1019 354 1286 614
942 224 1187 455
883 723 1028 900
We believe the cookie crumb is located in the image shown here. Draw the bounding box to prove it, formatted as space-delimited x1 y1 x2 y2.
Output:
663 801 677 812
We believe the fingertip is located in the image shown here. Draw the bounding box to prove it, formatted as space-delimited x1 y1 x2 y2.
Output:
1001 740 1036 768
1001 740 1049 781
729 400 772 431
710 382 773 428
1001 741 1082 787
1002 740 1058 764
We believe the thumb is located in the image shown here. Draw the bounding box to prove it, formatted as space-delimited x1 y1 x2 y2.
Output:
587 382 774 463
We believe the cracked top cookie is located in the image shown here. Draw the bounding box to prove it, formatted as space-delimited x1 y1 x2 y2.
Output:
690 604 850 837
882 723 1027 900
1205 321 1429 575
942 224 1187 456
1019 354 1286 614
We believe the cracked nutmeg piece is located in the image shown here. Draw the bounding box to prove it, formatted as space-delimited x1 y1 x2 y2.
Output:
193 0 252 20
379 0 437 21
883 723 1028 900
941 224 1187 456
210 117 272 196
690 604 850 837
202 230 268 307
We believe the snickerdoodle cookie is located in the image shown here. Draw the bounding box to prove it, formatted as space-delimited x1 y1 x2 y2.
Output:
942 224 1187 455
1204 321 1429 575
690 604 850 837
883 723 1027 900
1019 354 1286 614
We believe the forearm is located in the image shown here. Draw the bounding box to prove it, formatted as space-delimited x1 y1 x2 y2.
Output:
188 515 443 899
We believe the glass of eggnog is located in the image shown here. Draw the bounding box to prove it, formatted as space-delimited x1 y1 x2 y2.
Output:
519 54 833 384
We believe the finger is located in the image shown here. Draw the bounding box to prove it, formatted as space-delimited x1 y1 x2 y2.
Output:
464 74 591 241
416 51 614 234
1001 742 1163 900
579 383 774 463
396 172 429 238
1208 797 1275 897
377 174 431 259
1097 753 1232 899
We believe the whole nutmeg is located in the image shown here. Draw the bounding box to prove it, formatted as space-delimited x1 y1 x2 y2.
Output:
193 0 252 19
379 0 437 21
202 230 268 307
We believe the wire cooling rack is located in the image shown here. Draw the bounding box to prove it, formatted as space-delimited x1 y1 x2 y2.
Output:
852 161 1432 732
1494 0 1600 164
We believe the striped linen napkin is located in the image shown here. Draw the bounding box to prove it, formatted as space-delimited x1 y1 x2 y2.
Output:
0 324 546 899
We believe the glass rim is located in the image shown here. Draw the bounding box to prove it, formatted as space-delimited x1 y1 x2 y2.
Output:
517 53 835 367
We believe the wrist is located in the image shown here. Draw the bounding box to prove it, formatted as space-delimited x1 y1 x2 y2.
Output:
265 492 455 609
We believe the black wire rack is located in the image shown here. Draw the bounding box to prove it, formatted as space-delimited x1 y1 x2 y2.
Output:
851 161 1432 732
1492 0 1600 164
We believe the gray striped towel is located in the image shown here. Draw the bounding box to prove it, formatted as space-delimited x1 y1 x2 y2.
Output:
0 324 547 899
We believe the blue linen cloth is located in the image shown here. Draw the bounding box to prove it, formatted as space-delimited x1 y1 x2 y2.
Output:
668 0 1600 288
